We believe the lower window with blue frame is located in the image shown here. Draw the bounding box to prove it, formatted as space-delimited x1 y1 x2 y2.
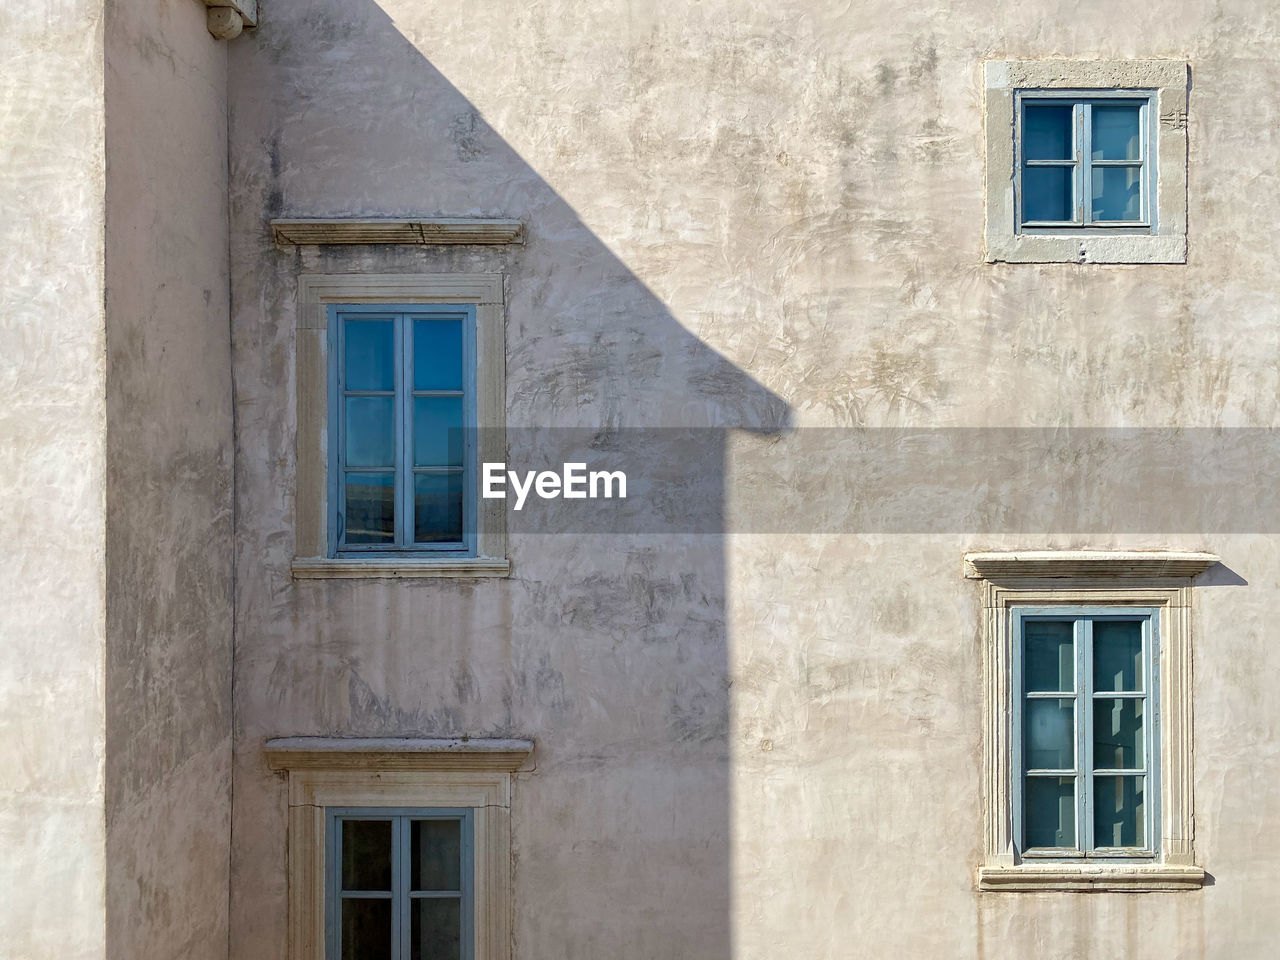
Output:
328 809 474 960
1014 608 1159 859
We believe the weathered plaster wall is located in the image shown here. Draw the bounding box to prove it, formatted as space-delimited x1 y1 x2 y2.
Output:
0 2 108 958
228 2 1280 959
103 2 233 959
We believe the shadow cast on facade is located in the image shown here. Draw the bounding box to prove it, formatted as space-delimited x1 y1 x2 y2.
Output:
227 3 788 958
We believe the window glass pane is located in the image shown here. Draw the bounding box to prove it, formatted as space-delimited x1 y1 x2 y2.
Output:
342 898 392 960
1024 620 1074 692
411 820 462 891
1024 698 1075 770
1094 775 1145 847
414 318 464 391
1092 105 1141 160
341 820 392 891
413 397 464 467
344 319 395 391
1094 620 1143 692
1025 776 1076 849
1094 698 1144 770
346 397 395 467
411 898 461 960
345 474 395 544
414 473 464 544
1023 104 1073 160
1091 165 1142 221
1022 166 1073 222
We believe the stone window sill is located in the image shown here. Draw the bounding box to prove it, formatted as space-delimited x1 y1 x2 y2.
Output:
291 557 510 579
978 863 1207 892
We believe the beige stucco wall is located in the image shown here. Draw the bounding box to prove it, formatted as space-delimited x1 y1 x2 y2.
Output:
103 2 234 959
0 2 108 958
227 2 1280 959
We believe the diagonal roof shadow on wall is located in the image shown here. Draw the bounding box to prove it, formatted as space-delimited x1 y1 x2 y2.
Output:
227 3 790 959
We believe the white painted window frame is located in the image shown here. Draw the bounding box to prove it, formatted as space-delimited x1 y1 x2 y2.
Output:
966 551 1213 891
292 274 508 579
265 738 533 960
984 60 1189 264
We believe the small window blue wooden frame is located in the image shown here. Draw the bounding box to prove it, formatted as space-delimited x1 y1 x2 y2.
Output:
1012 607 1161 859
325 808 475 960
1016 91 1156 233
327 304 477 557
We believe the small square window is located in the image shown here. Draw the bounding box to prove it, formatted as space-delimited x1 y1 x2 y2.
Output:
1017 97 1153 231
984 60 1188 264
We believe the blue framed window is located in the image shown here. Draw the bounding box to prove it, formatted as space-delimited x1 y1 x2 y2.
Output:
326 808 474 960
1012 608 1160 858
328 304 477 556
1017 93 1154 231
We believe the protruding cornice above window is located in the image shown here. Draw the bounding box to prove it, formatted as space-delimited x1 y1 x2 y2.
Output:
963 550 1220 581
270 218 526 246
264 737 535 772
203 1 257 40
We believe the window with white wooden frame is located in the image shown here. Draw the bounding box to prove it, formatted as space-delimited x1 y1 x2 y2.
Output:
984 60 1188 264
329 305 476 556
328 809 473 960
1014 609 1158 858
1018 95 1154 232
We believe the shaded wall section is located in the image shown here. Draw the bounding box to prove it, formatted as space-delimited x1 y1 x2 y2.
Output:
104 2 233 959
0 2 108 959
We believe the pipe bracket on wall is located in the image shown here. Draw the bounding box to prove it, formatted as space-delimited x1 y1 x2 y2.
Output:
203 1 257 40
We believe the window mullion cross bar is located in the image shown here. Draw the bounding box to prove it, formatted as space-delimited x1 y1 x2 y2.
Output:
396 816 408 960
397 315 412 550
1080 618 1095 851
1077 102 1091 225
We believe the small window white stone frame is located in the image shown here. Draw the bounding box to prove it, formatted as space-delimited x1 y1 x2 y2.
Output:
292 274 508 578
984 60 1189 264
966 551 1215 891
265 737 534 960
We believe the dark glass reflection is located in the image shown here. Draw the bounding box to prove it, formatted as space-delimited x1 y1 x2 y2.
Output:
411 820 462 891
1024 104 1073 160
1093 698 1144 770
1022 166 1073 222
342 898 392 960
341 820 393 891
414 473 464 544
345 474 394 544
1094 620 1143 692
1024 620 1074 692
410 898 461 960
344 319 395 391
1025 698 1075 770
1094 775 1145 847
413 397 464 467
414 318 464 391
1025 776 1076 849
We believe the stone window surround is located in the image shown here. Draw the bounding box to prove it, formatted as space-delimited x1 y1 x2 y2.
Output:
984 59 1189 264
265 737 534 960
292 274 509 579
967 550 1216 892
